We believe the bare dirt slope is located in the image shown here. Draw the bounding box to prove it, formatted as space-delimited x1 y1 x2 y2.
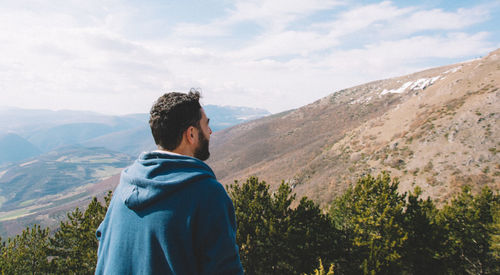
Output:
208 49 500 205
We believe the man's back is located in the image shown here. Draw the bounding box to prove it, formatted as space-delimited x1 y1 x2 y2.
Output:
95 151 243 274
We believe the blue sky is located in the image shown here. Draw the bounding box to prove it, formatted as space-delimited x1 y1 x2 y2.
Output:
1 0 499 114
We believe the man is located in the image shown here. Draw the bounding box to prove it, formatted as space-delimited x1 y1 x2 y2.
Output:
95 91 244 274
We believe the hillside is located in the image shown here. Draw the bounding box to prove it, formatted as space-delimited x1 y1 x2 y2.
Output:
82 126 156 157
0 146 133 236
0 133 41 164
208 48 500 205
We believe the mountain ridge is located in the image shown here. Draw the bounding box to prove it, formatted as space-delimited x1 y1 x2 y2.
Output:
208 48 500 205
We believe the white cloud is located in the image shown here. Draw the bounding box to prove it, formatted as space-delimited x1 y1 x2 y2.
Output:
368 32 492 60
320 1 414 36
228 0 341 28
315 31 494 83
228 30 338 60
389 6 490 35
172 0 341 39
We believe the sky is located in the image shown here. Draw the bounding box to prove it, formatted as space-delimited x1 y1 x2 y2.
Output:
1 0 499 115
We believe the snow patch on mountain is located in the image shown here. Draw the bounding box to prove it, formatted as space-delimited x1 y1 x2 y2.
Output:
380 76 441 96
380 81 413 95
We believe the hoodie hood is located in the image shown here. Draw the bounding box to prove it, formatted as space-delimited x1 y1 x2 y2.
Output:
120 151 215 211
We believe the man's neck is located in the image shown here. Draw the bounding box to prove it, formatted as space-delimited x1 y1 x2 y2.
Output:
154 149 182 156
156 146 194 158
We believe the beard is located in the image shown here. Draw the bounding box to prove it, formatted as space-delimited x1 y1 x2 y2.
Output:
193 129 210 161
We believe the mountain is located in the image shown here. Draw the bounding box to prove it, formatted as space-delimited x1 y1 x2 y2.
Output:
208 48 500 206
82 126 156 158
0 133 41 164
27 123 120 152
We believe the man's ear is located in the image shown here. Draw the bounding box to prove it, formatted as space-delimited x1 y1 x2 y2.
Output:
186 126 197 144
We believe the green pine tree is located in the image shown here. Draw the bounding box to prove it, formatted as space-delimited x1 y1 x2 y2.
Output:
437 186 499 274
49 191 111 274
401 186 445 274
490 196 500 273
228 177 336 275
330 172 407 275
289 197 338 274
228 176 274 274
0 224 50 274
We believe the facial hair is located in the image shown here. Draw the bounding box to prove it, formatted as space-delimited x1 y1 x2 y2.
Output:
194 130 210 161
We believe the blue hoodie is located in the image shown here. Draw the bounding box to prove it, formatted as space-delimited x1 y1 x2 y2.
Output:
95 151 243 275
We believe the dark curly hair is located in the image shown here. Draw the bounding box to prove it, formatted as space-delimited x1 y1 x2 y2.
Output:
149 91 202 150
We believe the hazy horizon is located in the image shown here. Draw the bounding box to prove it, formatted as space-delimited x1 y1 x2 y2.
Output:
0 102 272 116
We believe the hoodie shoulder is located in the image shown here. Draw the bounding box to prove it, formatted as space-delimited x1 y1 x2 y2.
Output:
196 177 229 198
120 151 217 211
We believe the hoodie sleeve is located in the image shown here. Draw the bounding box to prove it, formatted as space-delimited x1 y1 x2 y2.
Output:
195 180 244 275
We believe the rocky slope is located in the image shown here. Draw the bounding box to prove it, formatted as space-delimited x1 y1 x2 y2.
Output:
208 49 500 205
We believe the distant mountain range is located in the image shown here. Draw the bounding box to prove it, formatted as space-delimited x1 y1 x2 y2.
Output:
0 105 270 164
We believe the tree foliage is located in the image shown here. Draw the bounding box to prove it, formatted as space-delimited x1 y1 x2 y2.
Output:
330 172 407 274
328 173 499 275
437 186 499 274
0 192 111 275
401 186 444 274
0 224 50 274
0 174 498 275
49 191 111 274
228 176 336 275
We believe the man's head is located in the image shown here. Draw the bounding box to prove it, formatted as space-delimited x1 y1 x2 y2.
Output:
149 91 211 160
